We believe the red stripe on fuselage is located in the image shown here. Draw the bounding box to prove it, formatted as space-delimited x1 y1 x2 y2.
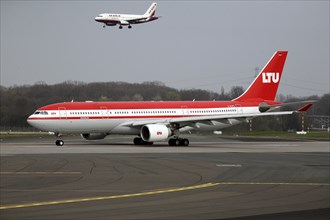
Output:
27 115 191 121
38 101 279 111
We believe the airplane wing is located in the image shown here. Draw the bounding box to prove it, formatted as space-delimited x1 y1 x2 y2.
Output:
121 103 313 129
124 16 155 24
121 110 294 128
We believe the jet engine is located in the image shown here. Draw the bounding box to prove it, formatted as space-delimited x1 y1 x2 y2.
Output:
140 124 172 142
81 133 107 140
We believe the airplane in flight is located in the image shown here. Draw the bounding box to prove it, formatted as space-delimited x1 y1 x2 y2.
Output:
95 2 159 29
27 51 313 146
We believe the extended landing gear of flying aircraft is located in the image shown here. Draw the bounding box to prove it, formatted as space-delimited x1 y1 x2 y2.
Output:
168 138 189 146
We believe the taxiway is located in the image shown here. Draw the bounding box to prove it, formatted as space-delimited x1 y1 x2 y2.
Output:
0 135 329 219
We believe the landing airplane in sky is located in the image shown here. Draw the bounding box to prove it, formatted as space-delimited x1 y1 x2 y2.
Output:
27 51 312 146
95 2 159 29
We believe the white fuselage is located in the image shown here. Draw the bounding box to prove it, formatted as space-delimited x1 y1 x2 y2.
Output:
27 103 259 134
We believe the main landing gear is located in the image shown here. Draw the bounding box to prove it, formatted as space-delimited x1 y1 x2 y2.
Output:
118 25 131 29
168 137 189 146
133 137 190 146
133 137 153 145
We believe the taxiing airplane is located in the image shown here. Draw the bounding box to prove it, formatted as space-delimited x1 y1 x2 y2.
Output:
27 51 312 146
95 2 159 29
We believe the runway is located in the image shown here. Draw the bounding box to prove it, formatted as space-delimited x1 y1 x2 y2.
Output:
0 135 329 219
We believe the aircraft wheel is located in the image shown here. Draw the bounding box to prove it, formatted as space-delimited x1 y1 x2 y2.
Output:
134 137 153 145
168 138 189 146
134 137 142 145
181 138 189 146
168 138 175 146
174 139 181 146
168 138 182 146
128 25 132 29
119 26 123 29
56 140 64 146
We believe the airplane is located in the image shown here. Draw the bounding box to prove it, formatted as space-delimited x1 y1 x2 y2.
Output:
95 2 159 29
27 51 313 146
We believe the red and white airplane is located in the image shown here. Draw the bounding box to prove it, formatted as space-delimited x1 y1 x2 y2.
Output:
27 51 312 146
95 2 159 29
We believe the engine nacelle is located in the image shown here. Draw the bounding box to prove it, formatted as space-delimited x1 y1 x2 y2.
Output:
120 20 130 25
140 124 172 142
81 133 107 140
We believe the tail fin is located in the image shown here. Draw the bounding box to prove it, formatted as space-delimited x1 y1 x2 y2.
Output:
233 51 288 102
144 3 157 17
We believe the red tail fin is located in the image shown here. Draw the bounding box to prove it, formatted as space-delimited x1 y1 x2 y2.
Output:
233 51 288 102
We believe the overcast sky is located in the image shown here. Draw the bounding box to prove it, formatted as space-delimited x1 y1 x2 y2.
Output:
1 0 329 97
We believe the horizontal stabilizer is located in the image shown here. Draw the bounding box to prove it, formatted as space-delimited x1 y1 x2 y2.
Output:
297 104 313 112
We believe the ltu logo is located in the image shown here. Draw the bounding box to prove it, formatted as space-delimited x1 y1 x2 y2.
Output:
262 72 279 83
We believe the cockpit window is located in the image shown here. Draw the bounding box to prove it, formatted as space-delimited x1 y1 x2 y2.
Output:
35 111 48 115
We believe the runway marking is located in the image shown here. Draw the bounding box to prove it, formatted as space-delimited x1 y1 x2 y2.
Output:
1 181 329 210
0 172 81 175
217 182 330 186
216 164 242 167
0 182 220 210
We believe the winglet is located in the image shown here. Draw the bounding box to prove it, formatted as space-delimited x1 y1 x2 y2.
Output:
297 104 313 112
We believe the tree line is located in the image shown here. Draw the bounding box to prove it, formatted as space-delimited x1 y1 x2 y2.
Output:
0 81 329 132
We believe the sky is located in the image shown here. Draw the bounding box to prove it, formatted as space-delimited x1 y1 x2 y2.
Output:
1 0 329 97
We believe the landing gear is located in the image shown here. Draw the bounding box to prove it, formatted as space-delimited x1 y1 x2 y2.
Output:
133 137 153 145
128 25 132 29
54 132 64 146
168 138 189 146
55 140 64 146
119 25 123 29
103 24 106 28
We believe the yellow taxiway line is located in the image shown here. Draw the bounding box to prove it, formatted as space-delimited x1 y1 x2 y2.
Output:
0 172 81 175
1 182 329 210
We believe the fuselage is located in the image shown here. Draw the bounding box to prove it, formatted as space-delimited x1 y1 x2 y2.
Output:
27 100 275 134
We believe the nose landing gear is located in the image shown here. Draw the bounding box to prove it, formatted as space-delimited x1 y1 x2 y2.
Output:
54 132 64 146
55 140 64 146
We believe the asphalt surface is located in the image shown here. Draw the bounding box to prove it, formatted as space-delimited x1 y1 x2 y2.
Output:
0 135 329 219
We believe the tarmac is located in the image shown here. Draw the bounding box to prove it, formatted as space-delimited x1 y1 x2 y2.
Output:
0 135 329 219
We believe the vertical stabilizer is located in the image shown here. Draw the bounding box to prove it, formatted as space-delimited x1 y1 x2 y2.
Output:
144 3 157 17
233 51 288 102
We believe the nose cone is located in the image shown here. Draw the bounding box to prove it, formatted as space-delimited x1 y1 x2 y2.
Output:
27 115 36 127
27 114 44 131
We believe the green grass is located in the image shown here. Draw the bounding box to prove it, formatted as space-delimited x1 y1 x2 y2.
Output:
0 132 49 139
